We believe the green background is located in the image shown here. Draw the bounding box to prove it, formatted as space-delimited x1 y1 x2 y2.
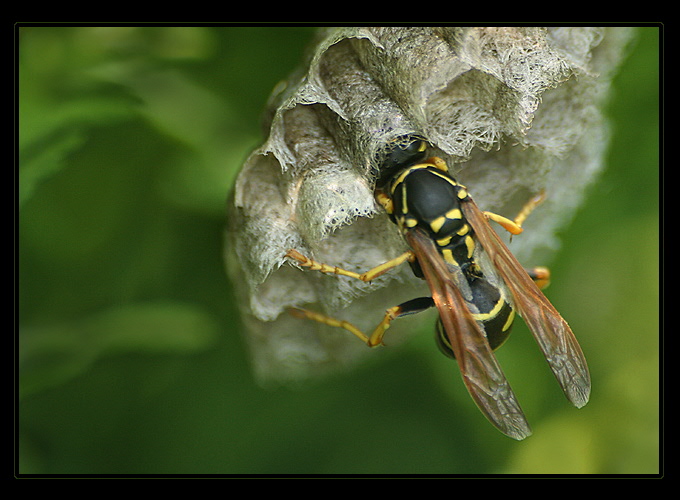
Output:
18 26 660 475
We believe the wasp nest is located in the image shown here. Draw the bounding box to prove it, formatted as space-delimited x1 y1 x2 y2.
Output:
227 27 634 384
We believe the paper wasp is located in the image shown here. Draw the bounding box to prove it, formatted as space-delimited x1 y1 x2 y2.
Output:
285 137 590 440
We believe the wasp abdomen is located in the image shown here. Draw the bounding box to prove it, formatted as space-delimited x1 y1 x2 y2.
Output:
436 277 515 359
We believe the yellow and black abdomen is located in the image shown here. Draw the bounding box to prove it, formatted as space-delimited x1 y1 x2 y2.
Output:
435 276 516 359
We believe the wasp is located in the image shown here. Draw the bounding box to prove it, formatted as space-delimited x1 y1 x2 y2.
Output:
285 137 590 440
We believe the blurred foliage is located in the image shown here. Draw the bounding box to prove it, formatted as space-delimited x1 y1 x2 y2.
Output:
17 26 659 475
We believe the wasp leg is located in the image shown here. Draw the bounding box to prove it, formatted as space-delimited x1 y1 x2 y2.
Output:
426 156 449 172
375 190 394 214
484 190 547 236
290 297 434 347
286 249 415 282
483 212 524 235
514 190 546 228
526 266 551 289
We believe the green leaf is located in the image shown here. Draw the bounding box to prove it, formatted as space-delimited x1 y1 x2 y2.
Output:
19 302 219 398
19 129 85 207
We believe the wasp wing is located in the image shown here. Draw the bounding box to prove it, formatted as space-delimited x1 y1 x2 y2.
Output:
461 197 591 408
405 228 532 440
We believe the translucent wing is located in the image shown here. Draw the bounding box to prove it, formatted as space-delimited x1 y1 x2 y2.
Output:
405 228 532 440
461 197 591 408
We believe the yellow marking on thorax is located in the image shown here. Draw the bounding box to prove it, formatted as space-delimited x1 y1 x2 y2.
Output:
401 184 409 214
430 208 462 233
392 164 424 186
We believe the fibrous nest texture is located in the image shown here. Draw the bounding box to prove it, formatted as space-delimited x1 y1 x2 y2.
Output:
227 26 634 384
